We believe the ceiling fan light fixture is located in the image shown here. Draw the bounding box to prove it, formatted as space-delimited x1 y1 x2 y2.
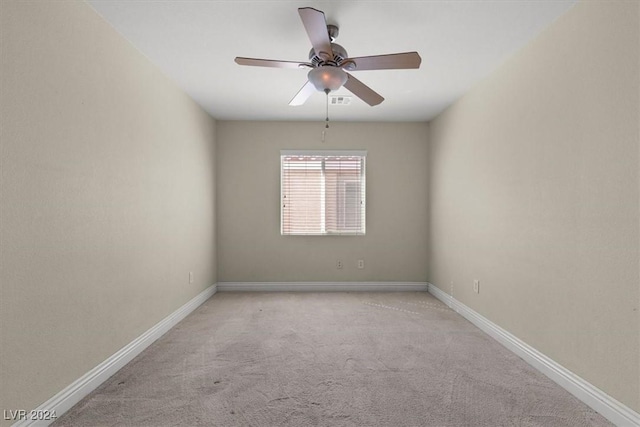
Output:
308 66 347 92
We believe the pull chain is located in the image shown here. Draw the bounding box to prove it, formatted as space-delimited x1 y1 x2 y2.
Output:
324 88 330 129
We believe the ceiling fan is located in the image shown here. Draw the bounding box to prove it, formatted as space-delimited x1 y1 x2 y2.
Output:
235 7 421 107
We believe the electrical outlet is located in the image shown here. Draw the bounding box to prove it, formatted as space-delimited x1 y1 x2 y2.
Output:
357 259 365 269
189 272 194 284
473 279 480 294
337 260 343 269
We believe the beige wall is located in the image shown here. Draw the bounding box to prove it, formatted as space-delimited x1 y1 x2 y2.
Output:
428 0 639 412
216 121 428 282
0 0 217 420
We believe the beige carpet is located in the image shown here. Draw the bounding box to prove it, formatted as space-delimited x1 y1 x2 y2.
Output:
54 292 611 426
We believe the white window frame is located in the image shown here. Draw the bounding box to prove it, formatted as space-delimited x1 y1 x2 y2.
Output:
281 150 367 236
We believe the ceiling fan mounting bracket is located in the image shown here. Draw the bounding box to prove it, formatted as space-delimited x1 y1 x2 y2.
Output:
327 24 339 41
341 59 356 71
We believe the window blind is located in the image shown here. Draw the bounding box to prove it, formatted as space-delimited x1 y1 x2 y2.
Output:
281 150 366 236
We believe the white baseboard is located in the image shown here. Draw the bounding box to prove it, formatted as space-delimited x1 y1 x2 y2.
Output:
13 284 217 427
217 282 428 292
427 283 640 427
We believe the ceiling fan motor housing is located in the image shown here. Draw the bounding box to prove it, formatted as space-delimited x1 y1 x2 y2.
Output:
309 43 348 67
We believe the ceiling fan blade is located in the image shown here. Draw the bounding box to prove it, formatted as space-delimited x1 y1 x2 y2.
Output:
235 57 309 69
298 8 333 60
289 80 317 106
343 73 384 106
344 52 422 71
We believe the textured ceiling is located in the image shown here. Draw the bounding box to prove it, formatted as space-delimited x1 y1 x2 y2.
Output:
87 1 577 122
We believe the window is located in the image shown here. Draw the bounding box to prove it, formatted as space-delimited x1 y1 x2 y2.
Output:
281 150 366 235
